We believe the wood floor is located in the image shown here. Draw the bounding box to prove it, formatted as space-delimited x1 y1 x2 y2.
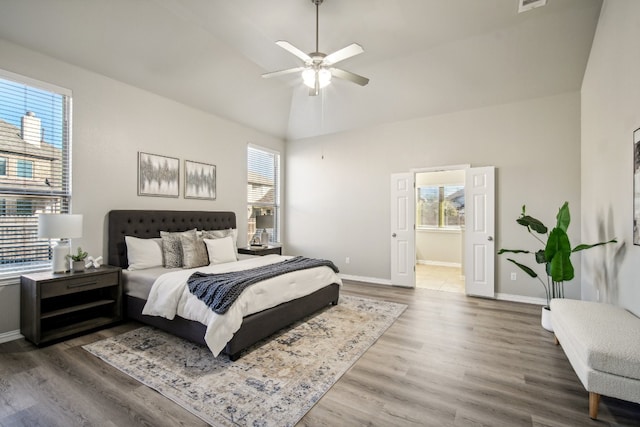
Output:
1 281 639 426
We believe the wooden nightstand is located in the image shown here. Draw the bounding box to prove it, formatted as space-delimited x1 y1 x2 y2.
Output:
238 245 282 256
20 265 122 346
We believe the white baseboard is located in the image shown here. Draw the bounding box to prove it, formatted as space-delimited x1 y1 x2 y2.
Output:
417 260 461 268
0 329 23 344
338 274 392 286
495 293 546 306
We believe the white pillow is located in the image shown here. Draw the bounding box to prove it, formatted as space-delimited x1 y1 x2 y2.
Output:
201 228 239 249
203 236 237 265
125 236 163 271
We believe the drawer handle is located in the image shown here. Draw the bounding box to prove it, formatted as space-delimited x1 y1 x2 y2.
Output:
67 281 97 289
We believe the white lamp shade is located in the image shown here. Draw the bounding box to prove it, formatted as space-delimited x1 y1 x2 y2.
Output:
302 68 331 89
38 214 83 239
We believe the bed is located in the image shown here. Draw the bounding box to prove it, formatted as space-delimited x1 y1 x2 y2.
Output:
107 210 340 360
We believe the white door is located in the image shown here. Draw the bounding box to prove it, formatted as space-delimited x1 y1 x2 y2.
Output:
390 173 415 287
465 166 495 297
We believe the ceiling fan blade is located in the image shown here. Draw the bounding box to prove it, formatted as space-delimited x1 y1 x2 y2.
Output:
330 68 370 86
276 41 312 62
323 43 364 65
261 67 305 79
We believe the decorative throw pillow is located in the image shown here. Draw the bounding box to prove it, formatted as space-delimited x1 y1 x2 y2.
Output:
160 229 197 268
203 236 238 265
125 236 163 271
180 233 209 269
201 228 239 249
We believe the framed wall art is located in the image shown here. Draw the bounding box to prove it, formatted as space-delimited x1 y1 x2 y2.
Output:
185 160 216 200
138 152 180 198
634 128 640 245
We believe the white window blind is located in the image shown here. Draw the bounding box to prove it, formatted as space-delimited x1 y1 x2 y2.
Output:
247 144 280 244
0 71 72 277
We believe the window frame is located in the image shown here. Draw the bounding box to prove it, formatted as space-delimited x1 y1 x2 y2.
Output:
0 69 73 280
247 143 281 245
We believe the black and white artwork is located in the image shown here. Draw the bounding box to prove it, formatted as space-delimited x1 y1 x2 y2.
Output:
138 152 180 197
634 128 640 245
185 160 216 200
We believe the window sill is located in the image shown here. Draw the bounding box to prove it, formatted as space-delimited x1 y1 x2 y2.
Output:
416 227 463 234
0 266 51 287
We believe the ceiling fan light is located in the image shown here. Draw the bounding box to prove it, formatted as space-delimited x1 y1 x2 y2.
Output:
302 68 332 89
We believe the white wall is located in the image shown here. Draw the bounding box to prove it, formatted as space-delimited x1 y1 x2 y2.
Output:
580 0 640 315
0 39 284 336
286 91 582 300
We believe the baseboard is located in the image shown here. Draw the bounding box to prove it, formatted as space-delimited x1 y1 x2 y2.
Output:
338 274 393 286
0 329 23 344
495 293 546 306
417 260 461 268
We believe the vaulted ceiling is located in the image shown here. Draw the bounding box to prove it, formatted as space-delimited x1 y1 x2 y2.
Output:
0 0 602 140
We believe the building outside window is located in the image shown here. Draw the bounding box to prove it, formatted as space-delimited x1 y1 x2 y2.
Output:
0 71 72 276
247 144 280 244
417 184 465 229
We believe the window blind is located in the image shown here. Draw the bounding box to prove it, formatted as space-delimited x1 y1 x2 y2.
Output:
0 71 72 277
247 144 280 244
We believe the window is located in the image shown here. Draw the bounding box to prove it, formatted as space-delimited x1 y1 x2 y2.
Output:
417 184 465 229
0 70 72 276
16 159 34 178
247 144 280 244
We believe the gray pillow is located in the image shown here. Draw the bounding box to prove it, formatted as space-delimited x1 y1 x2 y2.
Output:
201 228 238 249
160 229 197 268
180 232 209 269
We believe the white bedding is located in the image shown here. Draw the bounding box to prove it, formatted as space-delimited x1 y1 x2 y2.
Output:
142 254 342 356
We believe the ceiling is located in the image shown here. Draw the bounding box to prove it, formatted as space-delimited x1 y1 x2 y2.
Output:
0 0 602 141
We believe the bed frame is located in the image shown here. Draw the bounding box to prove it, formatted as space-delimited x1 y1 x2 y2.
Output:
107 210 340 360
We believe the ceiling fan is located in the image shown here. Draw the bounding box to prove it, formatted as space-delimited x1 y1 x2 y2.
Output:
261 0 369 96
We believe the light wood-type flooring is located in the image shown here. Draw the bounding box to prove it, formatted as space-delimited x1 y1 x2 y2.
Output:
1 281 639 426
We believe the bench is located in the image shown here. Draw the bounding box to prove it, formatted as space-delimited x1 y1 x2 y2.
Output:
550 298 640 419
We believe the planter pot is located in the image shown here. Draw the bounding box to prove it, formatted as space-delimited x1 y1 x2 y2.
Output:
72 260 85 272
541 306 553 332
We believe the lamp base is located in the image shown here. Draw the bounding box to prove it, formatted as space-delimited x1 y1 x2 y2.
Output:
260 229 269 245
52 240 70 273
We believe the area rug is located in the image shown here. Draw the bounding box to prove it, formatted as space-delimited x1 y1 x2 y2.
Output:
83 295 406 426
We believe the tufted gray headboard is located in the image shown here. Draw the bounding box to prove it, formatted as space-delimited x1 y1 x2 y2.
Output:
108 210 236 268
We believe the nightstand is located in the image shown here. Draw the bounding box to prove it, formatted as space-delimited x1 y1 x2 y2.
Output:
20 265 122 346
238 245 282 256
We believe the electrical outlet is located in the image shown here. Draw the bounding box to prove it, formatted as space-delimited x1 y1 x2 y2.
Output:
510 272 517 281
345 257 350 264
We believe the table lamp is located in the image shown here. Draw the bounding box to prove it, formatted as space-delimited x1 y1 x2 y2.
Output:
255 214 274 245
38 213 83 273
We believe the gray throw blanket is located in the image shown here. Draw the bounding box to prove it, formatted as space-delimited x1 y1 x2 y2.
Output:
187 256 339 314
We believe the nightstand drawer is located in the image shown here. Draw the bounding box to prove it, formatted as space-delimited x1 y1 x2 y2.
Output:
41 271 119 299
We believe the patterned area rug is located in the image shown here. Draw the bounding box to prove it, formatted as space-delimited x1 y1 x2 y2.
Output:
83 295 406 427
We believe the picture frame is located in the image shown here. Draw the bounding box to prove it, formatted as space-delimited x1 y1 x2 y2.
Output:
184 160 216 200
137 152 180 198
634 128 640 245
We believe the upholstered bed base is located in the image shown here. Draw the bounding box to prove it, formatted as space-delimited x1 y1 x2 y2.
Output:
108 210 340 360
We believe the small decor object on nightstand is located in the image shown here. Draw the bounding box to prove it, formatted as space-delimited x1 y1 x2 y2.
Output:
67 247 89 272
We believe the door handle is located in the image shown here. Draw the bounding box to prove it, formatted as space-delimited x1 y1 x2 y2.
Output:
392 233 397 238
487 236 493 241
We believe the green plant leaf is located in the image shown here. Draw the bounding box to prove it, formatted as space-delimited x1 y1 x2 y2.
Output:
516 215 548 234
555 201 570 232
546 228 574 281
506 258 538 278
534 249 546 264
497 248 531 255
572 239 617 252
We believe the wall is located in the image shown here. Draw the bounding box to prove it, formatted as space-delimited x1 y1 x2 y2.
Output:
286 91 582 301
580 0 640 315
0 39 284 337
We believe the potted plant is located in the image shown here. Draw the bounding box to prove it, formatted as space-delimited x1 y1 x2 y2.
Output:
67 247 89 272
498 202 616 331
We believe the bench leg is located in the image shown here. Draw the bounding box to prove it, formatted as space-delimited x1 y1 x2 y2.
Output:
554 334 559 345
589 392 600 419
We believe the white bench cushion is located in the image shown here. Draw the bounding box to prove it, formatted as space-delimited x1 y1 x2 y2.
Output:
551 299 640 380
